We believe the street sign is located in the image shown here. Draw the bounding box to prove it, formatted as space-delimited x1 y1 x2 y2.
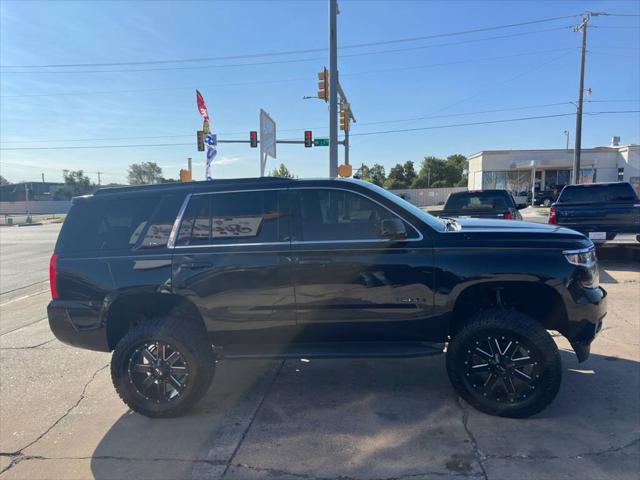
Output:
259 109 276 177
313 138 329 147
260 109 276 158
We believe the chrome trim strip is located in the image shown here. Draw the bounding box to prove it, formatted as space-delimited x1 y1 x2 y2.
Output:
167 193 192 249
562 246 595 255
169 185 424 249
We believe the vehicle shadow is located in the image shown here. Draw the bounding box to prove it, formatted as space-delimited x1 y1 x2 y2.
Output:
90 349 640 480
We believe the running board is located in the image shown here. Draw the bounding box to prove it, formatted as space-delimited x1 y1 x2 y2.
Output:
217 342 445 360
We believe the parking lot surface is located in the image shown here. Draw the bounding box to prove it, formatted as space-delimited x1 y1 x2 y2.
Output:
0 223 638 480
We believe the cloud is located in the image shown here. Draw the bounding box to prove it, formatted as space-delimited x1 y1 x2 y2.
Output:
213 155 241 165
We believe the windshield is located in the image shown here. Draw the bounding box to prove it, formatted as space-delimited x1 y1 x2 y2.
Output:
348 180 445 232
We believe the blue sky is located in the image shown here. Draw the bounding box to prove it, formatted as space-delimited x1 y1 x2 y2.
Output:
1 0 638 184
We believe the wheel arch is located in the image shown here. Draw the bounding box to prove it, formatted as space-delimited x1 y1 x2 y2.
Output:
105 292 206 350
449 281 568 337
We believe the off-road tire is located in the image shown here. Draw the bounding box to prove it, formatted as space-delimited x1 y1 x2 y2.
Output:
446 309 561 418
111 315 215 418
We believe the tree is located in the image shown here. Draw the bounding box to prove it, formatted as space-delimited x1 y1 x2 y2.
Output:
51 170 94 199
385 160 417 189
270 164 295 178
411 155 467 188
358 163 386 186
0 175 10 185
127 162 163 185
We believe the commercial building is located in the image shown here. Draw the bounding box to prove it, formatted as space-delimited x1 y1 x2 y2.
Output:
467 139 640 197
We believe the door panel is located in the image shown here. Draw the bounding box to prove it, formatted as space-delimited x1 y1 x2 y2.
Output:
172 189 297 345
290 188 438 343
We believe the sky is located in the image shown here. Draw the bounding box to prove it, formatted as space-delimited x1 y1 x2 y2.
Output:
1 0 639 185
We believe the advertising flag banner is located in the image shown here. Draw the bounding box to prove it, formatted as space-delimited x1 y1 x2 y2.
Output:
196 90 210 122
205 133 217 181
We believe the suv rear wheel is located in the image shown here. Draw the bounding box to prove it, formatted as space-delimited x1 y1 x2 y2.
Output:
111 315 215 418
446 310 561 418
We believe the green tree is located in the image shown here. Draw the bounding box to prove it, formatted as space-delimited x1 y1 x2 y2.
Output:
270 163 295 178
127 161 163 185
51 170 94 199
385 160 416 189
0 175 10 185
412 155 467 188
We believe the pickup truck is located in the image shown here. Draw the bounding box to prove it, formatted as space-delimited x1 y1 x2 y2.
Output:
549 182 640 244
440 189 524 220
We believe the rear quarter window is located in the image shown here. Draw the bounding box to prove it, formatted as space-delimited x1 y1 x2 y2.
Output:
57 196 164 253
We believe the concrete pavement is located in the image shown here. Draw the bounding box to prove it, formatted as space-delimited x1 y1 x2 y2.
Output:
0 224 638 480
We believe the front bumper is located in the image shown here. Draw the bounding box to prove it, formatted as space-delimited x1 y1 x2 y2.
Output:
48 300 110 352
563 286 607 362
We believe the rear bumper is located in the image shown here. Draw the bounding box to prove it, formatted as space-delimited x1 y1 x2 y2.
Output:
563 286 607 362
48 300 110 352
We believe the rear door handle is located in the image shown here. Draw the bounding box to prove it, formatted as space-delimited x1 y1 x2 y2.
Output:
181 262 212 270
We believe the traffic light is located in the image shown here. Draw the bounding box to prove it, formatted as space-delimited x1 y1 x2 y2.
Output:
197 130 205 151
317 68 328 102
304 130 313 148
250 131 258 148
340 103 349 131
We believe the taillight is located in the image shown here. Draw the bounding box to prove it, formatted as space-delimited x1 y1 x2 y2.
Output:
49 254 59 300
548 205 557 224
503 211 513 220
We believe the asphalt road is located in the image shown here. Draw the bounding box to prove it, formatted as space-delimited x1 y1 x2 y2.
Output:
0 223 638 480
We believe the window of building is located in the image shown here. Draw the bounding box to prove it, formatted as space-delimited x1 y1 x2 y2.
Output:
176 190 288 246
544 169 571 191
483 171 530 195
296 189 416 242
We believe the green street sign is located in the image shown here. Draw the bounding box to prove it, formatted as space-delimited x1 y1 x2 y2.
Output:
313 138 329 147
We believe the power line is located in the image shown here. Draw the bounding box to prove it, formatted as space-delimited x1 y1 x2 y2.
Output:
0 47 576 98
1 110 637 150
0 14 580 69
0 26 572 74
2 100 637 145
349 111 640 137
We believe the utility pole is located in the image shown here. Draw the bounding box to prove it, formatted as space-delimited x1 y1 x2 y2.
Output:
572 12 603 184
96 171 102 185
41 173 45 183
563 130 570 151
328 0 338 178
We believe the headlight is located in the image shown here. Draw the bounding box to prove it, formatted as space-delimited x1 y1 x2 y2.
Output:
563 247 597 268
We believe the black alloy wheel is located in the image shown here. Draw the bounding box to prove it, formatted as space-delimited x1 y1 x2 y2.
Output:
446 310 562 418
128 341 190 404
111 315 215 418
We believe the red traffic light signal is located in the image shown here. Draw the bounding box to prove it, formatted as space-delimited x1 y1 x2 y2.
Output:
304 130 313 148
249 131 258 148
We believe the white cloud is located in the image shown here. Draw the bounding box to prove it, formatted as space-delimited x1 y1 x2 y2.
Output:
213 155 241 166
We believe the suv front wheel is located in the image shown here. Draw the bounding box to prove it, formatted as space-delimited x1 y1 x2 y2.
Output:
111 315 215 418
446 310 562 418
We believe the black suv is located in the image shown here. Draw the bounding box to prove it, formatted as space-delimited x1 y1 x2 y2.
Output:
48 178 606 419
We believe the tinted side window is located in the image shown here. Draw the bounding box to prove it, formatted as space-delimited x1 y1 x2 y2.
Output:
58 196 158 253
137 195 184 249
297 189 415 241
560 184 638 204
176 190 288 246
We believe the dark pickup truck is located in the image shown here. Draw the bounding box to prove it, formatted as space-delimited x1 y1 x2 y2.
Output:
48 178 606 419
440 190 524 220
549 182 640 244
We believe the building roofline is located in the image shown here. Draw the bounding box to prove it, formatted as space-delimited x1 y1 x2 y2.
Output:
468 144 638 159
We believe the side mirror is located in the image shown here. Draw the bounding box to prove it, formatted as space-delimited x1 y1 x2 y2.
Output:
381 218 408 241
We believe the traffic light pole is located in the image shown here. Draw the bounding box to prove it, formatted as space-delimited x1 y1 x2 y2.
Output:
344 128 349 166
328 0 338 178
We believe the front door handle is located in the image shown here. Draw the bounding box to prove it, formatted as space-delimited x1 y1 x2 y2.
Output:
181 262 212 271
